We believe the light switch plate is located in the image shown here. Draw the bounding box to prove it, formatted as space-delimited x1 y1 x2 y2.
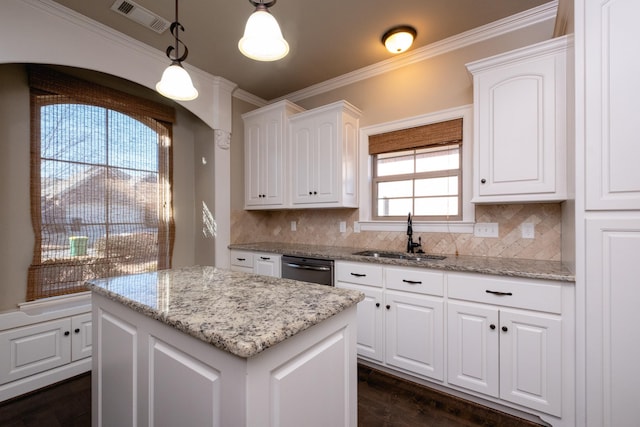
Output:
339 221 347 233
353 221 361 233
290 221 297 232
474 222 499 238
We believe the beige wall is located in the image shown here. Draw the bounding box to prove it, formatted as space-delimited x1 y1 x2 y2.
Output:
0 64 200 311
229 19 565 261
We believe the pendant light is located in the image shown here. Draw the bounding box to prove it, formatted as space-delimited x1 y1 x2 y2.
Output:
238 0 289 61
382 26 417 54
156 0 198 101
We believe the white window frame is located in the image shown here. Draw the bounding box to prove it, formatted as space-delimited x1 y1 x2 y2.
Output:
357 105 475 233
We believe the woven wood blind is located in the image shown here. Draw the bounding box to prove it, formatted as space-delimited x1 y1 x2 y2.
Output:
369 118 463 155
27 66 175 301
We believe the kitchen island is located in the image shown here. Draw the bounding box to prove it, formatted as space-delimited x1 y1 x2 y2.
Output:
86 266 364 427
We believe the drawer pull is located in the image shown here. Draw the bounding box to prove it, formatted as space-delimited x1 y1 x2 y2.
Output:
350 273 366 277
402 279 422 285
485 290 513 296
260 256 271 260
236 258 246 261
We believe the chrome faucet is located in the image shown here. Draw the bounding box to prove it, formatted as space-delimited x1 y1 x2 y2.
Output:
406 213 423 253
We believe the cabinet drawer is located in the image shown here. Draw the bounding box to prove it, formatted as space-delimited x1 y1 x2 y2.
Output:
447 273 562 314
335 262 383 287
230 250 253 268
385 267 444 296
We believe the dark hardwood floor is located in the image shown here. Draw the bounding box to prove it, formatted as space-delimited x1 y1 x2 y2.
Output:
0 366 546 426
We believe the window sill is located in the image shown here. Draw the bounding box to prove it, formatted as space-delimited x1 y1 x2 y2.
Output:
356 221 475 234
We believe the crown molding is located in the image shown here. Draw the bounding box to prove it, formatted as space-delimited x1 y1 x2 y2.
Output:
273 0 558 103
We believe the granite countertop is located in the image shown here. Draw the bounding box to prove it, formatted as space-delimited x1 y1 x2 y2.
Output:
229 242 575 282
85 265 364 358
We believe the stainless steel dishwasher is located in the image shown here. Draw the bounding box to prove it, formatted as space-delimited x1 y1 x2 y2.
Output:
280 255 334 286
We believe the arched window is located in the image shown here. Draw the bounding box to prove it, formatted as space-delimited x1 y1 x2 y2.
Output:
27 66 175 301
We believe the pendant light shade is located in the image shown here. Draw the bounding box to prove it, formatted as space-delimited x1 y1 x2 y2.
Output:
239 0 289 61
156 0 198 101
382 26 417 54
156 63 198 101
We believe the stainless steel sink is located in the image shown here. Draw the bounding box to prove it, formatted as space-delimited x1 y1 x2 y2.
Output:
352 250 446 261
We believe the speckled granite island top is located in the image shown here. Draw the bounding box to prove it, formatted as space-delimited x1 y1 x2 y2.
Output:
229 242 575 282
86 265 364 358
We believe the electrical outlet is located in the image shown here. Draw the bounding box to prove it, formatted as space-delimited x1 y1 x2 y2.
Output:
290 221 297 232
521 223 535 239
474 222 499 238
339 221 347 233
353 221 361 233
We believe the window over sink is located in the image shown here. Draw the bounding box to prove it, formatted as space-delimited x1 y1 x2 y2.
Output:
358 105 474 233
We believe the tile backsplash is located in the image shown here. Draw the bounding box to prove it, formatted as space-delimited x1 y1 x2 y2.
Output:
230 203 562 261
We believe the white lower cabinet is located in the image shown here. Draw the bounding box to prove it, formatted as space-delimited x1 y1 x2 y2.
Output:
335 262 384 362
254 253 281 277
385 291 443 380
0 313 92 386
230 250 281 277
336 260 574 424
336 282 383 362
335 262 444 382
93 292 358 427
447 301 561 416
447 272 571 422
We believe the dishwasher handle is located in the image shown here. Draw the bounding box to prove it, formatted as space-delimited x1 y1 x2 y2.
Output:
284 263 332 272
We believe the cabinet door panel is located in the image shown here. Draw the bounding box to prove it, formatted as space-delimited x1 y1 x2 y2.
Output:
315 119 337 202
263 116 283 205
586 217 640 425
499 309 561 416
478 59 556 196
291 122 314 203
336 282 383 362
585 0 640 209
244 121 263 206
71 313 92 361
150 337 222 427
96 310 138 427
447 301 499 397
385 291 443 380
0 318 71 384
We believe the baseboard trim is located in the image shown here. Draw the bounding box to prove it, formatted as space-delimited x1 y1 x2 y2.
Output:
0 357 91 402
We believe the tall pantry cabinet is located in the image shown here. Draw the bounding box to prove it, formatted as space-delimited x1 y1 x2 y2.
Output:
577 1 640 426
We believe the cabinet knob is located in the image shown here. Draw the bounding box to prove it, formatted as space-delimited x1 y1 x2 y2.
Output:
375 303 380 308
313 191 317 195
309 191 312 195
502 326 508 332
481 178 486 184
386 305 391 310
74 328 80 334
64 331 70 336
490 324 496 330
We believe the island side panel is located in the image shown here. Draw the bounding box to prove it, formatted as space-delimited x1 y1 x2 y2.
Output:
245 306 359 427
91 293 247 427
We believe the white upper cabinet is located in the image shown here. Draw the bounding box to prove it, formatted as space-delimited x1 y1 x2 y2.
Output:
289 101 361 208
242 100 305 209
467 36 571 203
584 0 640 210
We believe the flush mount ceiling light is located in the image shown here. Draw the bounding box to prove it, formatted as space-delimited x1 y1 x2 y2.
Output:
238 0 289 61
156 0 198 101
382 25 417 54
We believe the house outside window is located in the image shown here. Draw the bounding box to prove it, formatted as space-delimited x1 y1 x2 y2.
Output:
27 66 175 301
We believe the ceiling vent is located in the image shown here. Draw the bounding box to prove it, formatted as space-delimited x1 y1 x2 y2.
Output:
110 0 170 34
